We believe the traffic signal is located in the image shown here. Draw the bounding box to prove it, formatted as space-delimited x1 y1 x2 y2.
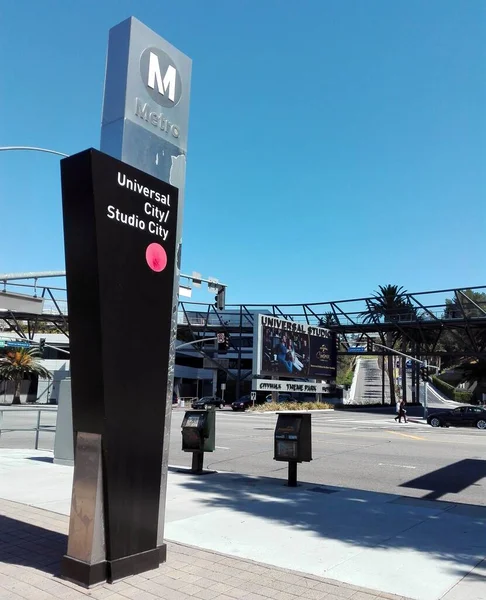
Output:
420 366 430 382
39 338 46 357
214 287 226 311
366 338 374 352
217 332 230 354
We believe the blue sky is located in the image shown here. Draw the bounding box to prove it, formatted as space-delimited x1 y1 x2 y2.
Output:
1 1 484 305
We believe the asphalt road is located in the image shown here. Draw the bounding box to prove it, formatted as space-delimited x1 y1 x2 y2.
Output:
2 405 485 506
170 408 486 506
0 407 57 450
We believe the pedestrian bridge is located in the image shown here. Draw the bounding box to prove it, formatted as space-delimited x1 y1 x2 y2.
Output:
1 272 485 358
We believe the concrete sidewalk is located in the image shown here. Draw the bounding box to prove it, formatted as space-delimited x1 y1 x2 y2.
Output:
0 497 404 600
1 449 485 600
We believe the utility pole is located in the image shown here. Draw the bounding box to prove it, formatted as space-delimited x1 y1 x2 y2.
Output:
401 340 407 404
235 305 243 401
381 353 385 405
415 344 420 407
423 359 429 419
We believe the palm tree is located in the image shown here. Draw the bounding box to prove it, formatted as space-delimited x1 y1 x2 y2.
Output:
0 347 52 405
361 285 410 405
319 312 337 328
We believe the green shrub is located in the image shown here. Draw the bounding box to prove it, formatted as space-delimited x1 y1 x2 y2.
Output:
431 375 473 404
336 369 354 387
250 401 333 412
431 375 454 397
454 390 474 403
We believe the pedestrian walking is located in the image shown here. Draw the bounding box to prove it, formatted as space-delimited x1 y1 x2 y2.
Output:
396 400 407 424
394 400 400 422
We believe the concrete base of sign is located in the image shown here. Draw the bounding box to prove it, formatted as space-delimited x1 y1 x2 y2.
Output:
61 544 167 587
61 556 107 588
108 546 162 583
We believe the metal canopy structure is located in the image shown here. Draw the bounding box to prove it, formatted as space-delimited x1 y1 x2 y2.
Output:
1 273 485 361
178 287 486 358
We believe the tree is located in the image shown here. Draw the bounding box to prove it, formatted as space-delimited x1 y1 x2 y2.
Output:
441 290 486 364
461 359 486 383
319 312 337 328
0 347 52 405
444 289 486 320
361 285 411 405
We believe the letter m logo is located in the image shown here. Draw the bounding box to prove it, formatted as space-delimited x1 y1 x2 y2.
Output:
147 51 176 103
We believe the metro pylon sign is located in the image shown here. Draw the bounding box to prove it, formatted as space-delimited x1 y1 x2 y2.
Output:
60 149 179 586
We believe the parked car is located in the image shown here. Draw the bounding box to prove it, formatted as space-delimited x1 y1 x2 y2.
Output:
191 396 225 410
231 395 267 411
231 395 253 411
427 405 486 429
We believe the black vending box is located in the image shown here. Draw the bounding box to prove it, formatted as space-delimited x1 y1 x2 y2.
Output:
181 410 215 452
274 413 312 463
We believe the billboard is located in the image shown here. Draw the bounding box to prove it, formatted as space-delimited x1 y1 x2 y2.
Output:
253 315 337 379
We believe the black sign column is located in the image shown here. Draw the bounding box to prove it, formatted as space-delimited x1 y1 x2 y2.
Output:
60 149 178 586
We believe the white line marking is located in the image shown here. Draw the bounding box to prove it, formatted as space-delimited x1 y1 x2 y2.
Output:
379 463 416 469
215 446 230 450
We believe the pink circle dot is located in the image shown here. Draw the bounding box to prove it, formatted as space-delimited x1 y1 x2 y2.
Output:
146 243 167 272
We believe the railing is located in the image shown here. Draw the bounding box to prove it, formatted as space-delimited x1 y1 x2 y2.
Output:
177 306 486 329
0 407 57 450
2 274 486 340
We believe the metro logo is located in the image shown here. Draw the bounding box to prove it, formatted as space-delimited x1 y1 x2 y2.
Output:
147 52 176 103
140 47 182 108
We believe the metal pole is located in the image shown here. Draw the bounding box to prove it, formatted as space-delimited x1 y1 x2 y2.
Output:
177 337 218 350
235 306 243 401
423 360 428 420
415 345 420 409
381 353 385 405
0 410 3 442
411 347 416 402
288 462 297 487
0 146 69 158
35 410 41 449
191 452 204 473
401 341 407 404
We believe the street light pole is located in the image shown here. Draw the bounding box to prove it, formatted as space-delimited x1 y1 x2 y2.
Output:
177 337 218 350
372 342 438 420
423 359 429 420
0 146 69 158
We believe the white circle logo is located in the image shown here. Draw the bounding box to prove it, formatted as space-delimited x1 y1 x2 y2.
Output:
140 47 182 108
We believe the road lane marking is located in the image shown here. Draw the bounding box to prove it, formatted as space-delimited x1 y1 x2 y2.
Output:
379 463 416 469
387 430 426 441
215 446 230 450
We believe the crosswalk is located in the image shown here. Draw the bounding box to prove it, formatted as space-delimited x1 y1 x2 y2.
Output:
217 410 428 431
314 418 428 430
